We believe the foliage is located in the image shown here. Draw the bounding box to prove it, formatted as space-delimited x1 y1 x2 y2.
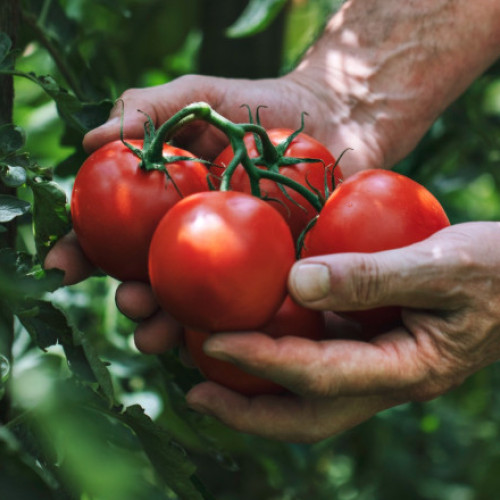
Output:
1 0 500 499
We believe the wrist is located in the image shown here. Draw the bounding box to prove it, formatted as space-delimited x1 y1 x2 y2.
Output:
287 0 500 170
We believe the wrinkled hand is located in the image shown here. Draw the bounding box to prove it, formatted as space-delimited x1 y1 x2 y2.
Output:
183 222 500 442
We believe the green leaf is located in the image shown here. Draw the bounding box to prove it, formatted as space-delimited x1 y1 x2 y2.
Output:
14 299 74 351
226 0 288 38
0 32 12 66
0 124 25 156
119 405 209 500
72 99 114 133
31 181 70 261
76 326 116 402
0 31 17 70
14 299 114 400
0 427 56 500
0 195 30 223
34 76 112 133
0 250 64 301
0 165 27 188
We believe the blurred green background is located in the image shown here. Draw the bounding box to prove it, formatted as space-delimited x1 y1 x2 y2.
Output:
2 0 500 499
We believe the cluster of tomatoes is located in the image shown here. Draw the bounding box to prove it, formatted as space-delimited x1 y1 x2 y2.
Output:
71 115 449 396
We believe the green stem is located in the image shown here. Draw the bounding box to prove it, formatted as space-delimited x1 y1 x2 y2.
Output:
38 0 53 27
147 102 244 162
141 101 324 210
259 170 323 212
21 11 86 101
241 123 279 165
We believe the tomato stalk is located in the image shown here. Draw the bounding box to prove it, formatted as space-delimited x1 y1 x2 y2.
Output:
140 101 324 212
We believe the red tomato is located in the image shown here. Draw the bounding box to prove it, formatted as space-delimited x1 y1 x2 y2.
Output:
71 139 208 282
184 295 326 396
148 191 296 331
302 169 450 329
213 129 342 242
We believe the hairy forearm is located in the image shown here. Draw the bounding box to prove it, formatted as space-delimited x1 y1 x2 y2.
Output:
289 0 500 168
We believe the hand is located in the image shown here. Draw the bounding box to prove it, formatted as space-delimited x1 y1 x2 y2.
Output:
44 231 180 352
184 222 500 442
82 73 385 177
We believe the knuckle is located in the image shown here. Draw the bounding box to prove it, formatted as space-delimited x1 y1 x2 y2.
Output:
174 74 198 86
406 350 467 402
348 255 386 307
119 87 141 101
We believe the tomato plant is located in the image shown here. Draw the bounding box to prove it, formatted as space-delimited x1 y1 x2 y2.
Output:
213 129 342 241
302 169 450 330
71 139 209 282
184 295 326 396
148 191 295 331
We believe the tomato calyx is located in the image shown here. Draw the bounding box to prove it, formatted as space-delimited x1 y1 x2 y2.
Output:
131 101 332 213
117 111 207 183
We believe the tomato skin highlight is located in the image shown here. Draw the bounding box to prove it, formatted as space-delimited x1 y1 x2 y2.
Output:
148 191 296 332
213 129 342 242
302 169 450 329
184 295 326 396
71 139 209 282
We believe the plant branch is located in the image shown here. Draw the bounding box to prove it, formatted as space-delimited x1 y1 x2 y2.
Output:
21 10 86 101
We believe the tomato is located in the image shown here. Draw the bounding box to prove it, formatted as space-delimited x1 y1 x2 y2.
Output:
213 129 342 242
184 295 326 396
71 139 209 282
148 191 296 331
302 169 450 329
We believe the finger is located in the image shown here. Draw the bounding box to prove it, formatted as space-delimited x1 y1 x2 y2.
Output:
115 281 158 321
83 96 159 153
133 310 182 354
186 382 388 442
202 330 430 398
44 231 95 286
289 228 462 312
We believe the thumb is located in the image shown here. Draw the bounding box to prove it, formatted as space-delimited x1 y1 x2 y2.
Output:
288 240 447 312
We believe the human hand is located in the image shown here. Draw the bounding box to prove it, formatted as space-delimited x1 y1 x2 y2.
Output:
183 222 500 442
82 73 385 177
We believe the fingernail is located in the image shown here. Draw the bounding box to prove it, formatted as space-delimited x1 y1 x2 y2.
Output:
290 263 330 302
203 336 234 362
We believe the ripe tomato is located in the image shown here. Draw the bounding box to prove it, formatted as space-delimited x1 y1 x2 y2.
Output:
184 295 326 396
302 169 450 329
213 129 342 242
71 139 208 282
148 191 296 331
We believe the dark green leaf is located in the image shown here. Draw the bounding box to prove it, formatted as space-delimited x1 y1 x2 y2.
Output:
0 354 10 400
0 427 56 500
14 299 74 351
76 326 116 402
0 250 62 301
23 0 78 48
0 32 12 67
120 405 208 500
226 0 288 38
0 31 17 70
0 165 27 188
72 99 114 132
14 298 115 400
31 181 70 261
0 124 25 156
0 195 30 223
